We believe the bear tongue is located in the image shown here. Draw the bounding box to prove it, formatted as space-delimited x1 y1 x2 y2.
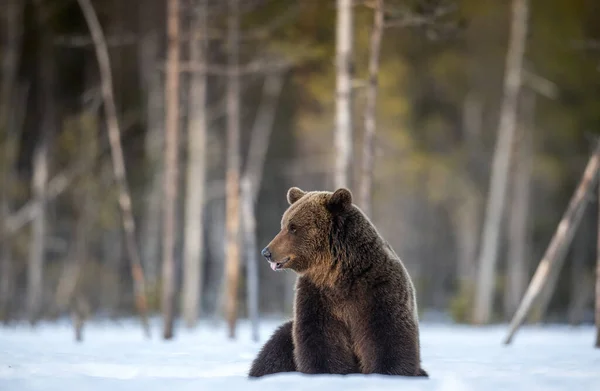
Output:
270 262 278 271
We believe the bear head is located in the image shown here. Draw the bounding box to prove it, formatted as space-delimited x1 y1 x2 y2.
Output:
261 186 353 277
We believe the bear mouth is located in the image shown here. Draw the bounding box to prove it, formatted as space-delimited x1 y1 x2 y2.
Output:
269 257 290 271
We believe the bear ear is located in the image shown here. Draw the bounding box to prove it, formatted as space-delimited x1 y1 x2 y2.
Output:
327 188 353 214
287 187 306 205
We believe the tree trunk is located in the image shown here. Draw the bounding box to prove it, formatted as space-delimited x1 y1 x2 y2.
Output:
0 0 24 323
76 0 151 338
162 0 181 340
504 142 600 344
504 91 534 319
28 0 56 324
241 72 284 341
473 0 529 325
359 0 384 217
182 0 208 329
139 2 164 291
334 0 354 189
225 0 242 339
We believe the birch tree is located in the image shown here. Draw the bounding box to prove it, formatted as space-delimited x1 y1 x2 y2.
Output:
335 0 354 189
359 0 384 217
182 0 208 329
162 0 181 340
225 0 242 339
473 0 530 325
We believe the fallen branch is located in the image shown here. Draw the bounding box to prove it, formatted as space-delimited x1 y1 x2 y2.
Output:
504 142 600 344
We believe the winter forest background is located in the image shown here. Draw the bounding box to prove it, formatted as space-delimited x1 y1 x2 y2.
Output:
1 0 600 345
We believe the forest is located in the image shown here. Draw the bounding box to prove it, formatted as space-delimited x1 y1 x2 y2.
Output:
1 0 600 344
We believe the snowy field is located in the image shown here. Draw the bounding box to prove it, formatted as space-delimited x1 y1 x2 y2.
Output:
1 318 598 391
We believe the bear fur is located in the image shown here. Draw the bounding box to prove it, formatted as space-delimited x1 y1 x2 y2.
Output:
248 187 428 378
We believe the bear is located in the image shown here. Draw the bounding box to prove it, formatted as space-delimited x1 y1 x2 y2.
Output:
248 187 428 378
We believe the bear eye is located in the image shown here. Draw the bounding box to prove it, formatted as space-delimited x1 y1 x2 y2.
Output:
288 223 297 234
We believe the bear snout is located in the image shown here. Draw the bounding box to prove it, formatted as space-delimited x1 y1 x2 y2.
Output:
261 246 272 260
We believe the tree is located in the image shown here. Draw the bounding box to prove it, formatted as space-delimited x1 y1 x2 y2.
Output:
335 0 354 189
241 72 285 342
225 0 242 339
182 0 208 329
139 0 164 293
77 0 151 337
359 0 385 217
504 142 600 344
473 0 530 325
28 0 55 324
162 0 181 340
0 0 24 322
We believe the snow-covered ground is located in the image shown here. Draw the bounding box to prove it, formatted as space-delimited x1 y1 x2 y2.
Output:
0 318 598 391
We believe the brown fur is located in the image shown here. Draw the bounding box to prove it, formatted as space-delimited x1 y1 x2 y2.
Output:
248 187 428 378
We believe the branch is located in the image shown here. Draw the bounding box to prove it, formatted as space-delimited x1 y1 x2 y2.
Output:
384 4 457 29
158 58 293 75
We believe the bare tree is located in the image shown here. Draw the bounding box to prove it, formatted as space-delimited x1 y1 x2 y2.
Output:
54 116 96 342
335 0 354 189
139 0 164 291
359 0 384 217
28 0 56 323
504 142 600 344
182 0 208 329
473 0 530 325
76 0 151 337
504 90 534 318
241 72 285 341
162 0 181 340
0 0 24 322
225 0 242 339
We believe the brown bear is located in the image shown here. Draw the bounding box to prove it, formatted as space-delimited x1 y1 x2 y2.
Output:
248 187 428 378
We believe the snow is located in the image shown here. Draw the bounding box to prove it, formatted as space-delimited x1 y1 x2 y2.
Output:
1 318 598 391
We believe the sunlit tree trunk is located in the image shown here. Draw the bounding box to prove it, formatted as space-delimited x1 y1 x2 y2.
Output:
359 0 384 217
473 0 529 325
334 0 354 189
225 0 242 339
182 0 208 329
162 0 181 340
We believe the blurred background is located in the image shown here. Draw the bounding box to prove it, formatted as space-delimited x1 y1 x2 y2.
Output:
1 0 599 340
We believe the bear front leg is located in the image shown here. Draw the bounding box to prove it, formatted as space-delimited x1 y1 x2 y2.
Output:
293 278 358 375
248 320 296 377
354 296 424 376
